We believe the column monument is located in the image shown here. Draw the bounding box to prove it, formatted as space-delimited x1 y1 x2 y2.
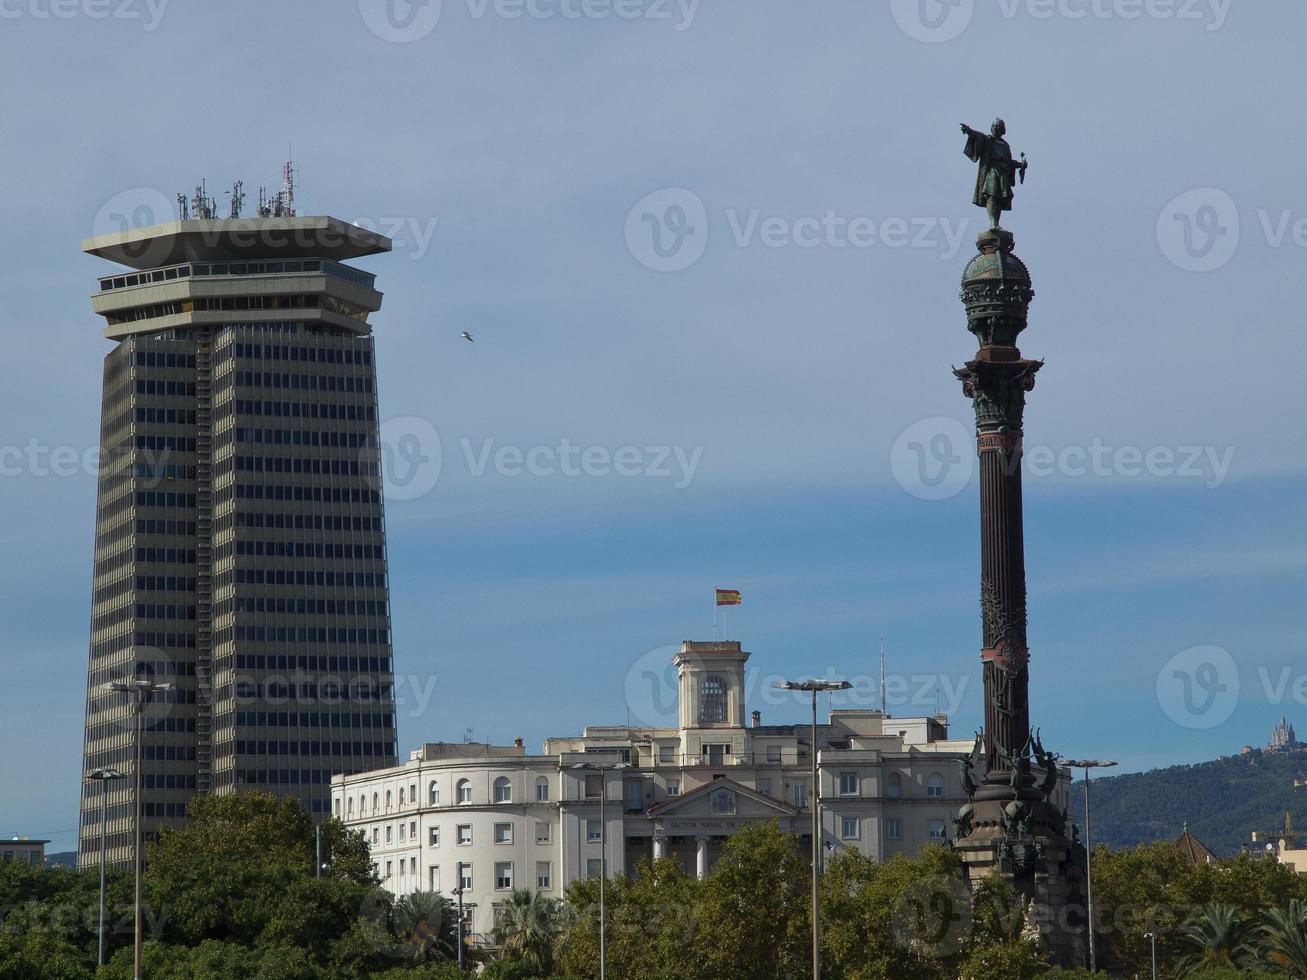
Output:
950 119 1087 966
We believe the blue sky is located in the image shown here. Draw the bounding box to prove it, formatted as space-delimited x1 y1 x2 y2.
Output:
2 0 1305 853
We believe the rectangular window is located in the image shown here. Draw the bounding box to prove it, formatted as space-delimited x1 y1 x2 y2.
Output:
929 820 946 840
887 819 903 840
385 860 393 879
659 745 675 763
841 817 860 840
495 861 513 890
586 858 602 878
410 857 417 876
409 783 417 805
429 865 440 891
666 781 679 797
584 774 602 799
459 864 472 891
494 822 512 845
792 783 808 808
457 825 472 846
399 824 405 842
758 778 771 796
766 745 781 763
536 861 552 890
429 827 440 846
536 822 551 844
587 820 602 843
410 820 417 839
386 825 393 844
839 772 858 796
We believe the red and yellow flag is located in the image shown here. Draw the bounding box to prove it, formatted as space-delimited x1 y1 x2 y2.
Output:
715 588 742 607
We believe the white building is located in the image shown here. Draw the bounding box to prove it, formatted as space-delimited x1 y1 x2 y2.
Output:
332 640 1069 941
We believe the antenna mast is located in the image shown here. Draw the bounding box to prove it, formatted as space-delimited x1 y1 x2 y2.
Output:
880 635 887 717
228 180 245 219
257 158 298 218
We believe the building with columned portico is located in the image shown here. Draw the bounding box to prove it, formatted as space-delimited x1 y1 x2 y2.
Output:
332 640 1070 942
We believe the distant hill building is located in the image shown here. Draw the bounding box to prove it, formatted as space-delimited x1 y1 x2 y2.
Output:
1269 716 1301 753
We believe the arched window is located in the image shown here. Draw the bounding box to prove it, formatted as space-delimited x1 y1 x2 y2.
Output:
429 781 440 806
535 777 550 802
927 773 944 798
493 777 512 803
372 792 379 812
457 779 472 804
347 797 354 817
360 794 368 815
887 773 902 799
399 787 406 805
385 790 393 810
700 674 728 724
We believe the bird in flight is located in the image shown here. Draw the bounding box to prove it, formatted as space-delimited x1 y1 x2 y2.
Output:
461 331 474 343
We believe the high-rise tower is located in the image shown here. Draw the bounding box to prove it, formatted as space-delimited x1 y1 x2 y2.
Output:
78 212 398 867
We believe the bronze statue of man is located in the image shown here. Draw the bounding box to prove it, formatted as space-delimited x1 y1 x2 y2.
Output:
961 118 1028 231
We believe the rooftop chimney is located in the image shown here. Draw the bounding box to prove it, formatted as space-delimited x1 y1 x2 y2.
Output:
514 737 524 748
751 710 761 728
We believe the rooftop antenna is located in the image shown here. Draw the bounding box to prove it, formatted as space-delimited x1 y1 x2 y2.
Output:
281 155 297 217
880 635 887 717
177 193 190 221
227 180 245 219
462 726 475 744
255 156 297 218
190 180 216 220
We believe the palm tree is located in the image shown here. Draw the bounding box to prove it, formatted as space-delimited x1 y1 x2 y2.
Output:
492 887 570 975
1175 902 1258 974
1261 899 1307 975
391 889 459 962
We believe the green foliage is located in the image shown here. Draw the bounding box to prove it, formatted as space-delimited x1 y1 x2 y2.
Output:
1091 840 1307 976
0 929 94 980
1067 748 1307 854
558 855 703 980
492 888 570 976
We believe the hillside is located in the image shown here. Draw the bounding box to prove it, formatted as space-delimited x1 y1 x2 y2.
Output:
1067 749 1307 856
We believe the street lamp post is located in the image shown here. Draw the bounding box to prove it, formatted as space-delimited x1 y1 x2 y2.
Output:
1064 758 1117 974
775 679 852 980
1144 929 1158 980
105 678 174 980
86 767 125 967
455 861 465 971
571 760 630 980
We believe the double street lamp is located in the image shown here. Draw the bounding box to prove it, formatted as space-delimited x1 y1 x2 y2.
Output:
571 760 630 980
774 679 852 980
104 678 174 980
86 766 125 967
1064 758 1117 974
